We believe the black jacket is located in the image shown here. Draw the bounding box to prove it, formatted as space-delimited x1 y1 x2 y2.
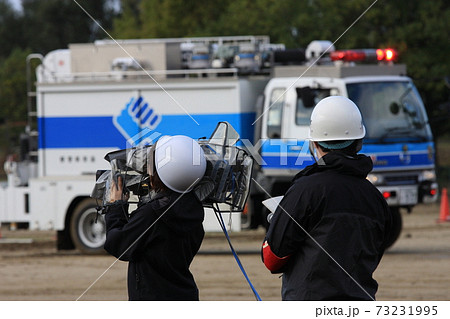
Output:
265 151 392 300
104 190 204 301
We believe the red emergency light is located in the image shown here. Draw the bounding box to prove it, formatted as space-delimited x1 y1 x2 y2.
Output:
330 48 398 63
376 48 397 61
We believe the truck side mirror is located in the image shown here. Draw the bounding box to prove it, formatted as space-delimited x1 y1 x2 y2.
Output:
390 102 400 115
298 87 315 108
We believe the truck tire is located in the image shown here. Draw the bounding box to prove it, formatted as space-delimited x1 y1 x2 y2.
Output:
385 207 403 248
70 198 106 254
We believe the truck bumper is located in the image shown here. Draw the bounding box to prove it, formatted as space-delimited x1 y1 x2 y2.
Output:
377 185 419 206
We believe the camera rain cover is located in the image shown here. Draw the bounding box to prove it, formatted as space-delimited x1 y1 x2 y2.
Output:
91 145 152 206
195 122 254 211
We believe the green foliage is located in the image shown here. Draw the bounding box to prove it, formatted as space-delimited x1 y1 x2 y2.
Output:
0 48 30 123
0 0 448 146
112 0 232 38
111 0 143 38
0 48 31 153
0 0 24 57
20 0 115 53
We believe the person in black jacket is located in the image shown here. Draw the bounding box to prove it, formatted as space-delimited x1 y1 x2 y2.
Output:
262 96 392 300
104 135 207 301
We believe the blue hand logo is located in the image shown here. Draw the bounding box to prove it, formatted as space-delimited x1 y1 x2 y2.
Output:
113 96 162 144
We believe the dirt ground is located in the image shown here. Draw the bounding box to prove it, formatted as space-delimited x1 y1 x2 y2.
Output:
0 203 449 301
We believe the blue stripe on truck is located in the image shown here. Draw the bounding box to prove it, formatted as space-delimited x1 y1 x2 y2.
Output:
37 113 256 149
38 114 434 173
260 140 434 171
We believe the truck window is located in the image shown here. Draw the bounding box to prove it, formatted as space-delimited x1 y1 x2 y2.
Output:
295 88 332 125
267 88 285 138
347 81 430 141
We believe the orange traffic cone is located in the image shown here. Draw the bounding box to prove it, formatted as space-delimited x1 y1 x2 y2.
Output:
437 188 450 223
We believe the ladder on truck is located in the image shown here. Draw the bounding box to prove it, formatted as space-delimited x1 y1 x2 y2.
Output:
25 54 43 163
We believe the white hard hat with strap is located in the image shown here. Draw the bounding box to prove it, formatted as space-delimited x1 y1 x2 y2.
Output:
148 135 206 193
309 96 366 142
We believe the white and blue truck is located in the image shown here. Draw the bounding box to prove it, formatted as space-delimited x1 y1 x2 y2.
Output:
0 36 438 253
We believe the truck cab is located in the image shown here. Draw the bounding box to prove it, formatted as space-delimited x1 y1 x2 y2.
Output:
256 63 437 246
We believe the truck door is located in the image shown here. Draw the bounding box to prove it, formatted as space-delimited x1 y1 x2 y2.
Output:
265 88 282 138
260 87 292 177
282 83 342 171
261 85 310 177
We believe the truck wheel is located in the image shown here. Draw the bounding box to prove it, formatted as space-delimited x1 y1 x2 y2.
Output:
70 198 106 254
385 207 403 248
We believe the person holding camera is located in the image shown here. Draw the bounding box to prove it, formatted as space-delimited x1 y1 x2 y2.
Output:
104 135 207 301
262 96 392 300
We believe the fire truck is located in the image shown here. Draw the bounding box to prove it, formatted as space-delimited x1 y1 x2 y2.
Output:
0 36 438 253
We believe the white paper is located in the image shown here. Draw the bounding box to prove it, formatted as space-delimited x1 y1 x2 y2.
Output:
262 196 284 214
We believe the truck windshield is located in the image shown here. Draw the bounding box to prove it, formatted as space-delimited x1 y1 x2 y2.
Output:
347 81 430 142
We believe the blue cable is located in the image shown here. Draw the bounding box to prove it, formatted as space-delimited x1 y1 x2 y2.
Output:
214 206 262 301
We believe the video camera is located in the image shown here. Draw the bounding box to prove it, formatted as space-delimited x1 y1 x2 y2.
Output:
91 122 254 213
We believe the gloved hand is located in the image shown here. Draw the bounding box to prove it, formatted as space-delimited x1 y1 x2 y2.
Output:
109 175 130 203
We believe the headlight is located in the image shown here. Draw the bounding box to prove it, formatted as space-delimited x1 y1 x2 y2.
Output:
419 170 436 182
367 173 384 185
211 59 223 68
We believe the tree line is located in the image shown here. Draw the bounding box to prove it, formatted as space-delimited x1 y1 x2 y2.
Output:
0 0 449 153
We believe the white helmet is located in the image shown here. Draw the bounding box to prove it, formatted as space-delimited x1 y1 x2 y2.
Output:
309 96 366 144
149 135 206 193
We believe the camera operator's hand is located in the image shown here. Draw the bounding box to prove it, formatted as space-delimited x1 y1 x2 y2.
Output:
110 175 130 203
